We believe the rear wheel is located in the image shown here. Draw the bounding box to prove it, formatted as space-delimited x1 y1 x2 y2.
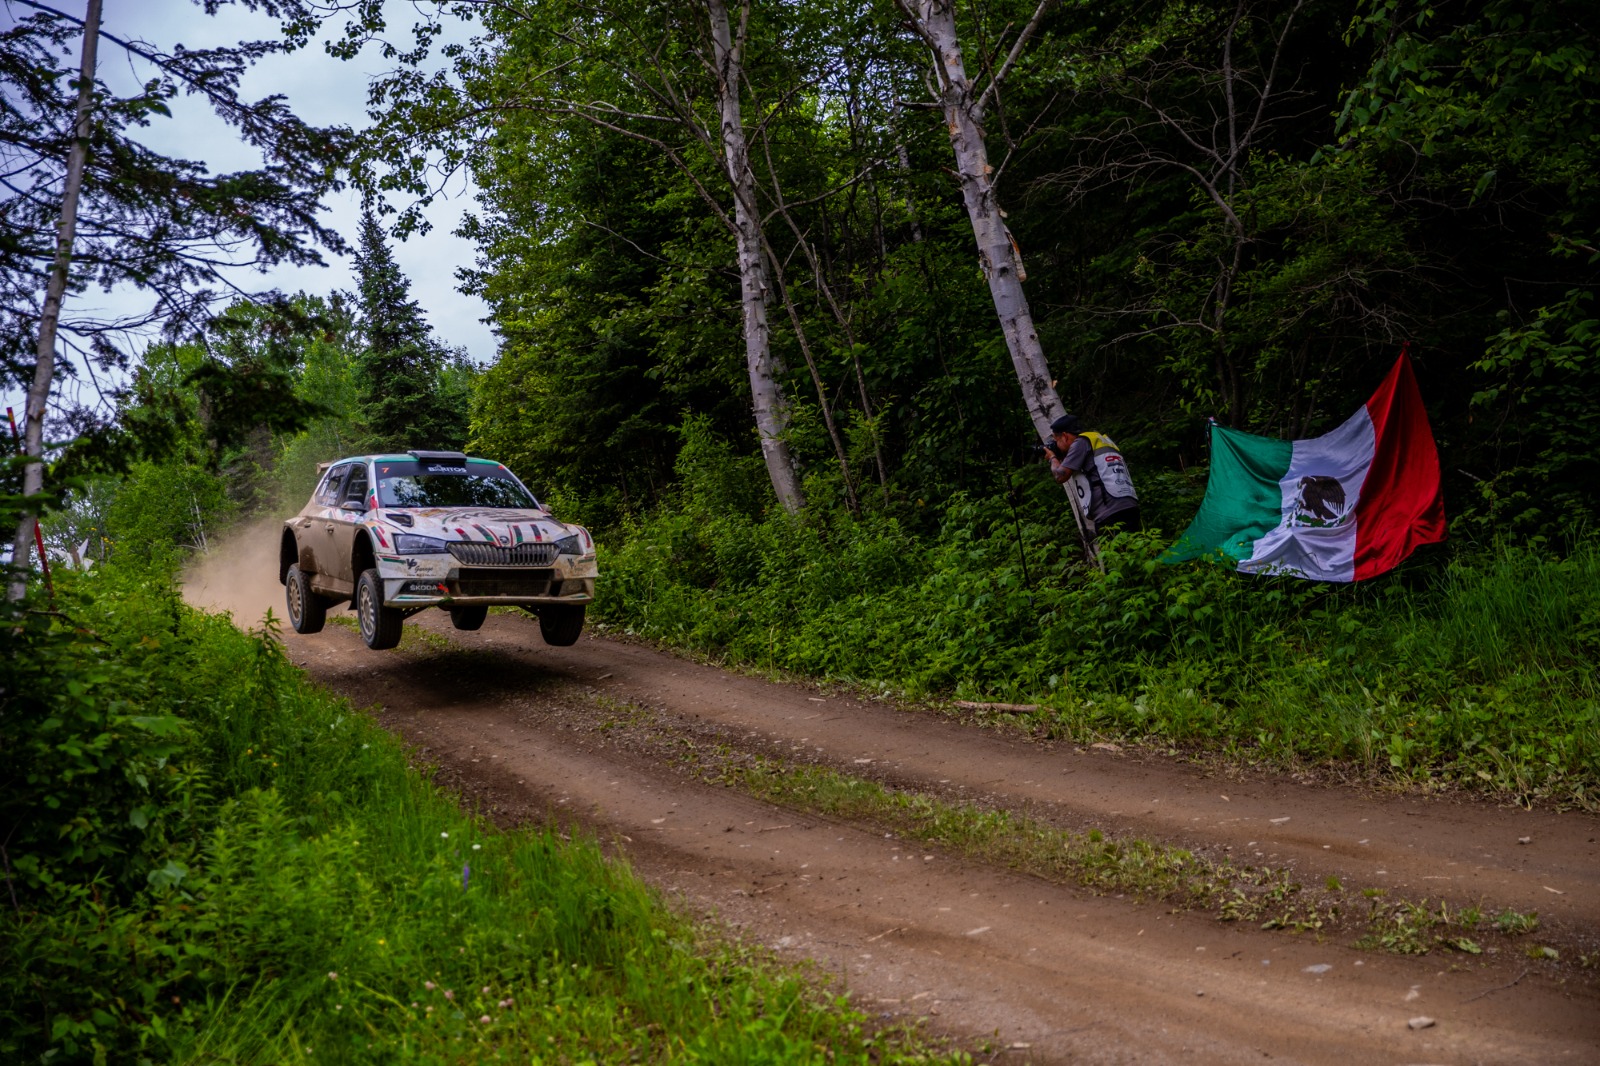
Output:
285 564 328 634
449 605 488 631
356 568 403 650
538 603 586 646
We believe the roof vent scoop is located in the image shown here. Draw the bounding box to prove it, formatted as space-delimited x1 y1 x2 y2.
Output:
407 450 468 462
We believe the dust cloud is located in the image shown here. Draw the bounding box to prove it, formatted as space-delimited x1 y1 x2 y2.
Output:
180 516 291 631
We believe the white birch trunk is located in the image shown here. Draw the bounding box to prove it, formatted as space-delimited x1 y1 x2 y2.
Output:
906 0 1063 441
708 0 806 514
8 0 102 601
904 0 1101 561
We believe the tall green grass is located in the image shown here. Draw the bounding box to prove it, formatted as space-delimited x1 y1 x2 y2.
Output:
2 570 965 1065
594 478 1600 805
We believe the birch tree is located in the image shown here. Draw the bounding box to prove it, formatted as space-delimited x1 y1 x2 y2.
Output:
1 0 349 598
7 0 101 600
706 0 805 511
349 0 811 511
896 0 1063 441
895 0 1105 555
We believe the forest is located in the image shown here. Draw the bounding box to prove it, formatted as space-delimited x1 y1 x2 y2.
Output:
3 0 1597 1061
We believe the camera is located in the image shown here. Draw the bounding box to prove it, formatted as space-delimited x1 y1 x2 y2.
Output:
1033 438 1065 459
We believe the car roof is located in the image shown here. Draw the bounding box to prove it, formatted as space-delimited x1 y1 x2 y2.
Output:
325 453 506 466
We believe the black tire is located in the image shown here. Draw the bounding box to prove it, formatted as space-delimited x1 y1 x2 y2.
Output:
355 568 403 650
538 603 586 646
285 563 328 634
449 605 488 631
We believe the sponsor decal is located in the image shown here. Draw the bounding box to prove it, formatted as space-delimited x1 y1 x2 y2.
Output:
423 464 468 474
437 509 534 522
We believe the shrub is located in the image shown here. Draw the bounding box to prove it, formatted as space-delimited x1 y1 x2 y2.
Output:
595 488 1600 804
2 569 965 1065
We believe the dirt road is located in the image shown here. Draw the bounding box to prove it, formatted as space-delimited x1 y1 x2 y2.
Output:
254 602 1600 1065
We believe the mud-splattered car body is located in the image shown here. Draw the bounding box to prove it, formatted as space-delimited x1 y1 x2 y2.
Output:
278 450 597 649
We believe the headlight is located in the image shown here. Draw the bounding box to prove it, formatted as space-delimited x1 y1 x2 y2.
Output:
394 533 449 555
554 534 581 556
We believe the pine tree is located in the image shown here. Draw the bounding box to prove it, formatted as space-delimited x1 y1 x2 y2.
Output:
2 0 349 598
351 208 468 450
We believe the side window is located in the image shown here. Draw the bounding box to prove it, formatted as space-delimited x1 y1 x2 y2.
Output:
342 464 370 510
316 464 351 507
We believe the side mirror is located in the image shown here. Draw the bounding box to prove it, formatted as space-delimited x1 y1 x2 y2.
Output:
341 500 367 513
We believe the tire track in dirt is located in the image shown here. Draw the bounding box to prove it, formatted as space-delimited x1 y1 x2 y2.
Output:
282 611 1600 1064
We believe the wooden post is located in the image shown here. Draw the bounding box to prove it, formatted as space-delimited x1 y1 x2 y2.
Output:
8 407 54 598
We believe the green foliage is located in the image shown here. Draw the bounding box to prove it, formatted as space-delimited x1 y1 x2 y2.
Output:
0 1 347 401
1355 897 1488 955
101 460 233 572
1469 289 1600 532
1494 908 1541 936
1137 154 1420 432
1335 0 1600 534
458 111 765 524
363 0 1599 537
0 570 965 1066
1339 0 1599 203
736 759 1326 928
0 579 197 904
353 209 471 452
598 478 1600 805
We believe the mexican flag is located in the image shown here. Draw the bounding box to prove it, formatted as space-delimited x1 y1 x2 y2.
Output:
1164 353 1445 582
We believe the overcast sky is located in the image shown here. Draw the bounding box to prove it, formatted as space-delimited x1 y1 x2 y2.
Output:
3 0 495 417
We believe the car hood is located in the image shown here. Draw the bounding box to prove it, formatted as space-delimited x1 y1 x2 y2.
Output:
376 507 587 550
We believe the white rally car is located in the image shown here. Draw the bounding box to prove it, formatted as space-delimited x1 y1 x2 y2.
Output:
278 450 597 649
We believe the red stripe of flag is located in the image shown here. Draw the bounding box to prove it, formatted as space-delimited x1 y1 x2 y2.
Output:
1352 352 1447 580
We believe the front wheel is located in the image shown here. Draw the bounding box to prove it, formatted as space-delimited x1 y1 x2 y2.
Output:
449 605 488 631
538 603 586 646
285 564 328 634
356 568 403 650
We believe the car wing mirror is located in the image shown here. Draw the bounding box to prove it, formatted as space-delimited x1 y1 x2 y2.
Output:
341 500 367 513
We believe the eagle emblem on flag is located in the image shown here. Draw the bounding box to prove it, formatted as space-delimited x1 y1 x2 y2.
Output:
1291 476 1350 527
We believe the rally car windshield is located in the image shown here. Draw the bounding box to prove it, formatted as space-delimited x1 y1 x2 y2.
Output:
377 472 538 510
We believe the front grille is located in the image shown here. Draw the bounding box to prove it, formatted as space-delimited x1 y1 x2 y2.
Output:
454 567 554 597
448 541 559 567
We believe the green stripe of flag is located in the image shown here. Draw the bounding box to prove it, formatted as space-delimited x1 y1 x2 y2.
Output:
1163 425 1293 565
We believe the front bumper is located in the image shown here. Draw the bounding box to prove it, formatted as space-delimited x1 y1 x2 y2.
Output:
376 552 598 607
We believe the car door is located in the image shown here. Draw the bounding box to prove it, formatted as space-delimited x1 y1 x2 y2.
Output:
302 462 353 595
325 460 371 589
287 465 335 576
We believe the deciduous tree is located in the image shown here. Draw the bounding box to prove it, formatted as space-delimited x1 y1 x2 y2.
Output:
1 0 349 597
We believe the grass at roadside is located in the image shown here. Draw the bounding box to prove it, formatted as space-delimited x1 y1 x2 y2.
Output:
537 687 1573 967
596 482 1600 808
2 571 968 1065
724 757 1563 963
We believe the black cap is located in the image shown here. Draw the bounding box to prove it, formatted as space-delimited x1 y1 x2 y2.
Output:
1049 413 1081 435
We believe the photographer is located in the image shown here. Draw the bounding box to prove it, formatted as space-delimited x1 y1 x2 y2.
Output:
1045 413 1141 539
